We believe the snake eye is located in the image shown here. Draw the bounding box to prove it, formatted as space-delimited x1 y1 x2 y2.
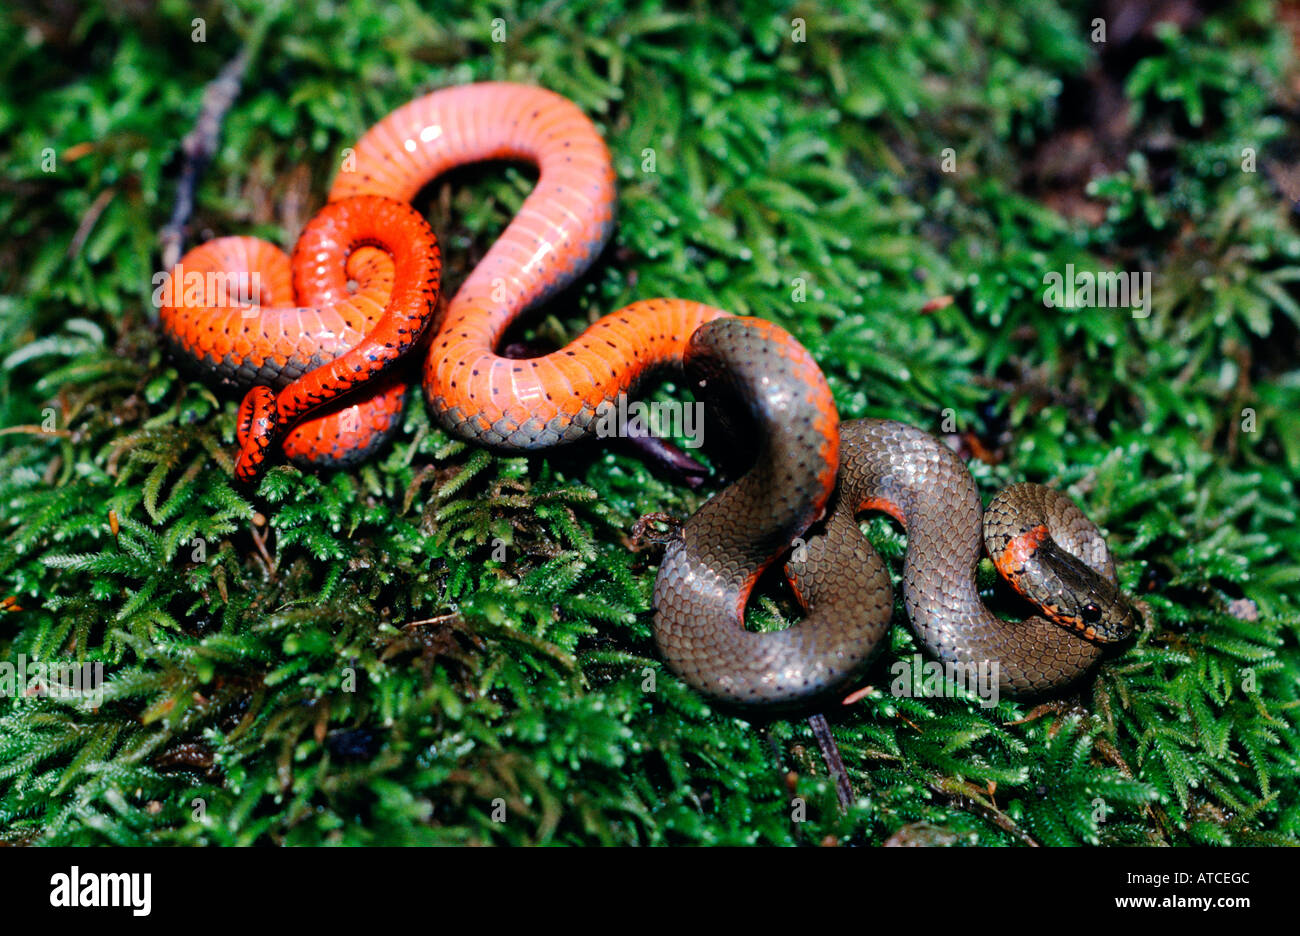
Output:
1081 602 1103 625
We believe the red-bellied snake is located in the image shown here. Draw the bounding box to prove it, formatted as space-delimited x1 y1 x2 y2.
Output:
160 82 1138 707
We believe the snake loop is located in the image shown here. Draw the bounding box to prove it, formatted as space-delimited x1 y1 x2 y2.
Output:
654 409 1139 705
161 195 441 480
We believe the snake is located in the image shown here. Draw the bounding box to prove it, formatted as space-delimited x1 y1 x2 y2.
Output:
653 324 1140 704
161 82 729 481
159 81 1139 707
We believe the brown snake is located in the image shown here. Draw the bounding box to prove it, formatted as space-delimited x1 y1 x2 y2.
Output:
652 318 1140 707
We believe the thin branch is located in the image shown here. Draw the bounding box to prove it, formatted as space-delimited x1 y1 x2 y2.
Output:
159 49 250 276
809 711 855 813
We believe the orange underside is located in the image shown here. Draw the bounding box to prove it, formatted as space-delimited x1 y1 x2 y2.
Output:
162 83 839 484
992 524 1050 589
858 495 907 527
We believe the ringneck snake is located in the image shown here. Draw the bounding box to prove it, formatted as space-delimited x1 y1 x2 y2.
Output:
161 82 1138 707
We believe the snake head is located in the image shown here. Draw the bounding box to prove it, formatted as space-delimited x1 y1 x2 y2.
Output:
1058 581 1141 643
1023 539 1140 643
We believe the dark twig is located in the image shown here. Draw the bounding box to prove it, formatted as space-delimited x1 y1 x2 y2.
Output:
157 0 280 278
808 711 854 813
159 50 250 276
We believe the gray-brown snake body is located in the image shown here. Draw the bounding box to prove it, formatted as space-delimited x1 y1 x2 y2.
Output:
653 318 1140 707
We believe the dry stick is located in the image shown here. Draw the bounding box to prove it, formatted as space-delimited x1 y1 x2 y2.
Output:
159 6 277 275
808 711 855 813
158 49 251 276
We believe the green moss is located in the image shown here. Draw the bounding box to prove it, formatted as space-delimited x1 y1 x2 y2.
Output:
0 0 1296 844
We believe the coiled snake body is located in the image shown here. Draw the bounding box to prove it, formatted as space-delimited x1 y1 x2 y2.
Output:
654 321 1138 705
162 83 728 480
161 82 1137 708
